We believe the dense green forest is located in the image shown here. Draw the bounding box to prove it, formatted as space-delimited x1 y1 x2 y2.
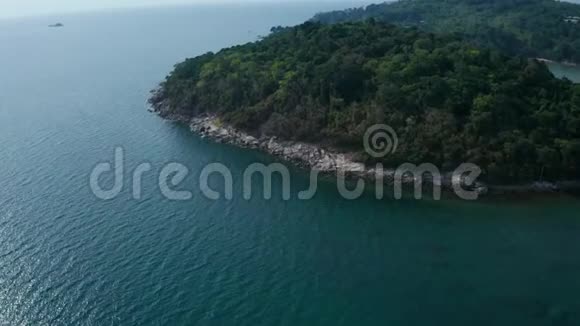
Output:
151 21 580 183
313 0 580 63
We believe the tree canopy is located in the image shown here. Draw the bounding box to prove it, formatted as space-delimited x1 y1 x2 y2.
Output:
151 21 580 183
313 0 580 63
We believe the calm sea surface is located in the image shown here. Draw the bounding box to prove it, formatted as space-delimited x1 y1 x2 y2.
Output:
1 4 580 325
547 61 580 83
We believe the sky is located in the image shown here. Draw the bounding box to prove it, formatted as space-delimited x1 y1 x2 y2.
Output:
0 0 371 19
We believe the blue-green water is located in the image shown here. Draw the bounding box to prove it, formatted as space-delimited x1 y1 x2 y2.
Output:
1 4 580 325
547 62 580 83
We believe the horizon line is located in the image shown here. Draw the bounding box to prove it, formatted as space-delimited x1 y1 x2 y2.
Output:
0 0 376 21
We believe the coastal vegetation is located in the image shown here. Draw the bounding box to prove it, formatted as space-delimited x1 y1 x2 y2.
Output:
313 0 580 64
150 21 580 183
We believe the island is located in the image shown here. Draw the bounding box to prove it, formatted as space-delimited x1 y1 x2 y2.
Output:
313 0 580 65
150 21 580 193
48 23 64 28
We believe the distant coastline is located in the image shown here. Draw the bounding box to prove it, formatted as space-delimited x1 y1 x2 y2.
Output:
313 0 580 65
536 58 578 67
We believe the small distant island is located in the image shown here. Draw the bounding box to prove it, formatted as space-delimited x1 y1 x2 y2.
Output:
48 23 64 28
150 20 580 194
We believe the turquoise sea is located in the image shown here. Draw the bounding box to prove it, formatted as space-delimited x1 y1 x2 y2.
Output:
547 62 580 83
1 3 580 325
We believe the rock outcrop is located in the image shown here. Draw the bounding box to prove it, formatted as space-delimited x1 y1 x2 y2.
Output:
189 116 368 175
187 115 490 195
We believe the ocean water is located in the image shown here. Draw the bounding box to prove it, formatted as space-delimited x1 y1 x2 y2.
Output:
1 4 580 325
547 62 580 83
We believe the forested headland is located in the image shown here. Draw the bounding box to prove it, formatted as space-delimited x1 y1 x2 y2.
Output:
150 21 580 183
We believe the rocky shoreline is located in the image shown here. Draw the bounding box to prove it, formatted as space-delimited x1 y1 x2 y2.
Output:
150 98 580 197
153 109 488 196
190 116 369 174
